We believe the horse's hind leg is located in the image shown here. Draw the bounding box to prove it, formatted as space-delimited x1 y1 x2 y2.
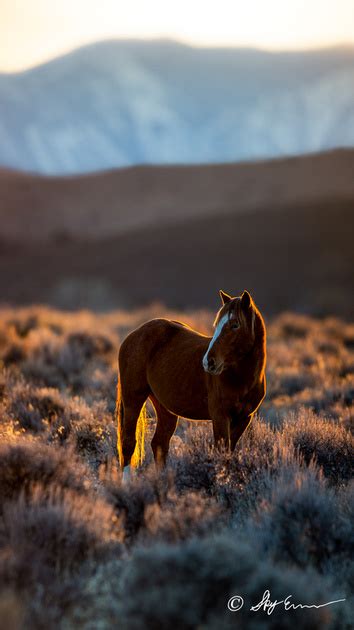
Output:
118 389 149 469
150 396 178 466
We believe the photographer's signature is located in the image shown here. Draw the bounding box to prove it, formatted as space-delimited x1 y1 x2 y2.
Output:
228 590 346 615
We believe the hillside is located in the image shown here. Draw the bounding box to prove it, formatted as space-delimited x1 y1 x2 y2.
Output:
1 149 354 241
0 198 353 317
0 40 354 173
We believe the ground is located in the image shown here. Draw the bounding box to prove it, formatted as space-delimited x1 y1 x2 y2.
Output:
0 305 352 629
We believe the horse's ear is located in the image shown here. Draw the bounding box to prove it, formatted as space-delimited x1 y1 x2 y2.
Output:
241 290 252 309
219 289 232 305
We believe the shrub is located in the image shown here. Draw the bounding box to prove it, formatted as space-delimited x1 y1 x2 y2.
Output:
0 487 124 630
0 306 352 628
247 466 353 579
284 409 354 484
2 343 25 366
279 315 310 339
67 331 114 359
19 325 116 393
104 463 224 545
7 315 39 338
104 466 161 543
216 421 299 518
48 397 116 468
21 331 87 389
0 441 91 504
72 420 116 469
173 424 218 494
269 369 316 399
143 489 225 543
0 486 122 578
5 382 65 434
170 419 304 521
116 535 340 630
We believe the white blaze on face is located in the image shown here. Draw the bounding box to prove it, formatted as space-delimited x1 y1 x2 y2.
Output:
202 313 229 370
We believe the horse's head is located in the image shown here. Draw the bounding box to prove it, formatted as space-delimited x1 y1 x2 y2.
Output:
202 289 259 375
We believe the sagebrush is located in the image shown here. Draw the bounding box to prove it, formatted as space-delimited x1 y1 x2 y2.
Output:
0 305 352 629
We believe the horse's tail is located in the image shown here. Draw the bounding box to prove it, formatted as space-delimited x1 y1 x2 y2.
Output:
116 377 124 468
116 375 146 468
131 402 147 468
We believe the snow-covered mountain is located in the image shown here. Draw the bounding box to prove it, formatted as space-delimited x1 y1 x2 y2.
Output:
0 40 354 174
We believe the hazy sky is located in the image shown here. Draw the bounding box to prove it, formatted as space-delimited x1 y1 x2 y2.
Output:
1 0 354 71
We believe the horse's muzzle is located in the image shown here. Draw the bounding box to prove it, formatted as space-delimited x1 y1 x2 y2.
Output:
202 354 224 375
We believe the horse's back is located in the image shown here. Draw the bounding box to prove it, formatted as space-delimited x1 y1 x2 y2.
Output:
119 318 184 366
121 318 177 346
119 317 207 376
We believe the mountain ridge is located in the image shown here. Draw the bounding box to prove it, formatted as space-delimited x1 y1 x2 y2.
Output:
1 40 354 173
3 39 354 77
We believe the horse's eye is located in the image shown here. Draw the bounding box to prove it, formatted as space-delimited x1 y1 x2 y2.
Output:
231 322 239 330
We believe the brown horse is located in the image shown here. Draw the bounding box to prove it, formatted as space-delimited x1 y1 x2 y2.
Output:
117 290 266 472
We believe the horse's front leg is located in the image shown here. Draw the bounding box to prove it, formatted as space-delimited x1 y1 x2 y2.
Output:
230 413 253 451
211 415 232 451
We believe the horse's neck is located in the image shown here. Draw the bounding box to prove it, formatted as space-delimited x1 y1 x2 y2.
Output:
224 330 266 390
239 345 265 378
254 312 266 372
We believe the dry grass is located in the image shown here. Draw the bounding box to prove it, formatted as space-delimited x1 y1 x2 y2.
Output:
0 305 352 628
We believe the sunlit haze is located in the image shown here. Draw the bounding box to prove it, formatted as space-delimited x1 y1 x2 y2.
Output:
1 0 354 72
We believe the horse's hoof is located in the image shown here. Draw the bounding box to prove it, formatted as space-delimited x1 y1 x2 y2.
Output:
122 465 131 484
